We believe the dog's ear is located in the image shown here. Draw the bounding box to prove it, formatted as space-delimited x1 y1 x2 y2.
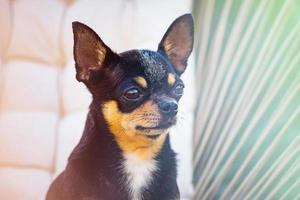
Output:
72 22 119 82
158 14 194 75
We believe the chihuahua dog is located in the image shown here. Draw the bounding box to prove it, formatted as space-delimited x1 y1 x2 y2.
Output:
46 14 193 200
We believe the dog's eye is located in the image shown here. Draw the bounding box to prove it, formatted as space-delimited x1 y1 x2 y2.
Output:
123 88 142 100
174 84 184 95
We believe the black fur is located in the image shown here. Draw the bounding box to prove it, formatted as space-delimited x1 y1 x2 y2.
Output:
46 14 193 200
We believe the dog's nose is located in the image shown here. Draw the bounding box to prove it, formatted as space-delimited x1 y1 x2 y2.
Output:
158 100 178 116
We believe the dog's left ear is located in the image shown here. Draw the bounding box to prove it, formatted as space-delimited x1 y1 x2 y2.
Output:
158 14 194 75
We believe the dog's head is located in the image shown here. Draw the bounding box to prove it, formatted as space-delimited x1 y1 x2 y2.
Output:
72 14 193 142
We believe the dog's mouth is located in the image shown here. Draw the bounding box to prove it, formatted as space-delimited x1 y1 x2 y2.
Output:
136 123 173 131
135 119 176 139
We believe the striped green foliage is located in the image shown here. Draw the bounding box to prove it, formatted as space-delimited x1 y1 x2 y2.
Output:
193 0 300 199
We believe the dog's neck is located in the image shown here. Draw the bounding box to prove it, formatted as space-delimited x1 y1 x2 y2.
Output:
68 102 121 165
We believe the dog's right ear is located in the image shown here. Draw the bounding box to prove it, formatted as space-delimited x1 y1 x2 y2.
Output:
72 22 119 82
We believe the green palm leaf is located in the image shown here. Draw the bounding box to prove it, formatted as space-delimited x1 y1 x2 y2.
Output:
193 0 300 199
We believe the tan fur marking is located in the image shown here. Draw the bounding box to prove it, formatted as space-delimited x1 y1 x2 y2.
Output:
164 39 174 53
102 100 167 160
134 76 148 89
96 48 106 65
167 73 176 86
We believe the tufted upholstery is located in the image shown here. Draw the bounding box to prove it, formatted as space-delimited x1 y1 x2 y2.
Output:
0 0 195 199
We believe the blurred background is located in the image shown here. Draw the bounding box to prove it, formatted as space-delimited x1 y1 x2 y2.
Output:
193 0 300 199
0 0 299 200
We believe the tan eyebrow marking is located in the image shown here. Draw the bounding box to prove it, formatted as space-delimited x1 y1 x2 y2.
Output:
134 76 148 89
167 73 176 86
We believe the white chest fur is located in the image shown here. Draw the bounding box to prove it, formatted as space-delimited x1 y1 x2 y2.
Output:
122 153 158 200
